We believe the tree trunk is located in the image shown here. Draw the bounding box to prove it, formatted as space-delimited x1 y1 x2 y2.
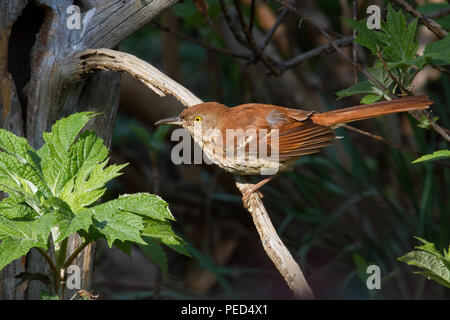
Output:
0 0 178 300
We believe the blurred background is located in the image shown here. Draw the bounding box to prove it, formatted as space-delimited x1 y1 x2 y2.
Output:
92 0 449 299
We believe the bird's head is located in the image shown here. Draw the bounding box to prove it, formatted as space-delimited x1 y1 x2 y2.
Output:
155 102 228 133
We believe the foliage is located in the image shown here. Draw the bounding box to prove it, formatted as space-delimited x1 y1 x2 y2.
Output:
412 149 450 164
337 4 450 103
398 237 450 288
0 112 188 298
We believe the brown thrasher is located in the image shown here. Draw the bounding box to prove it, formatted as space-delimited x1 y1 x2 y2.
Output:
156 96 432 204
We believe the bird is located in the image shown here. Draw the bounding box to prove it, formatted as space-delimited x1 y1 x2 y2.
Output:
155 95 433 205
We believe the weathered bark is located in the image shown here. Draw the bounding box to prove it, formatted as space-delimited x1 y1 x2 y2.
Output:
0 0 178 300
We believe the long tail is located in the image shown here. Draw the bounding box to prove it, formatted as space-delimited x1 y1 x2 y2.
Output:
310 95 433 127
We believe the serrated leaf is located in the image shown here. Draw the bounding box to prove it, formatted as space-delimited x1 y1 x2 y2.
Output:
46 197 93 243
0 237 44 271
0 197 38 219
39 112 97 196
412 150 450 164
0 215 48 270
60 159 126 213
0 130 49 198
114 193 174 221
139 237 168 275
85 199 146 247
345 4 418 65
398 250 450 288
41 112 97 156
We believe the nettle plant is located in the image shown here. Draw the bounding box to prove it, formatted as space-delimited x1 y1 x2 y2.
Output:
0 112 188 298
339 4 450 288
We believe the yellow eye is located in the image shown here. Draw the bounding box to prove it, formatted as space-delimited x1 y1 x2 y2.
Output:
194 116 202 122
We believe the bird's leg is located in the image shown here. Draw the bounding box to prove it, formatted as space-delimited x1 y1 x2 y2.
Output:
242 174 280 207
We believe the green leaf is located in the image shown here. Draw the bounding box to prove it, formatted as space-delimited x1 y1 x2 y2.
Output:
113 193 174 221
39 112 97 195
360 93 382 104
0 215 48 270
353 252 368 281
40 291 60 300
139 237 168 275
0 237 43 271
45 197 94 243
412 150 450 164
85 199 146 247
0 197 38 219
0 130 49 198
398 251 450 288
345 4 418 64
398 238 450 288
142 219 190 257
336 81 375 99
412 35 450 68
336 63 391 102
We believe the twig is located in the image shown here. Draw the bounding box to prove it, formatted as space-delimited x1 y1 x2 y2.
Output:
65 48 314 299
151 21 249 60
63 241 90 269
342 124 420 156
352 0 358 84
392 0 447 39
248 0 256 33
280 36 353 69
425 7 450 20
260 0 295 51
218 0 249 47
376 45 413 96
34 247 59 294
233 0 282 75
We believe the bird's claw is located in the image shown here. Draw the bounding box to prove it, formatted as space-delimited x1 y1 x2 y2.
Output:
242 189 264 208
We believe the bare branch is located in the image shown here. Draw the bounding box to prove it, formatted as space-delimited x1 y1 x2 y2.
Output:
392 0 447 39
261 0 296 51
233 0 282 75
343 124 420 156
151 21 249 60
425 7 450 20
281 36 353 69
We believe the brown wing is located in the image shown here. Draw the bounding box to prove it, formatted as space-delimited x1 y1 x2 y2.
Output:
218 104 334 162
265 120 335 161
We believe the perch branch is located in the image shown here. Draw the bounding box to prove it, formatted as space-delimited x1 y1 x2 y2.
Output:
391 0 447 39
64 48 314 299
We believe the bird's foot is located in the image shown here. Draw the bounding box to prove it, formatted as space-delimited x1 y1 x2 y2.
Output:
242 188 264 208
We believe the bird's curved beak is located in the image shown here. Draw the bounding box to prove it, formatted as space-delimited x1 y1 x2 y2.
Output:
154 116 183 126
